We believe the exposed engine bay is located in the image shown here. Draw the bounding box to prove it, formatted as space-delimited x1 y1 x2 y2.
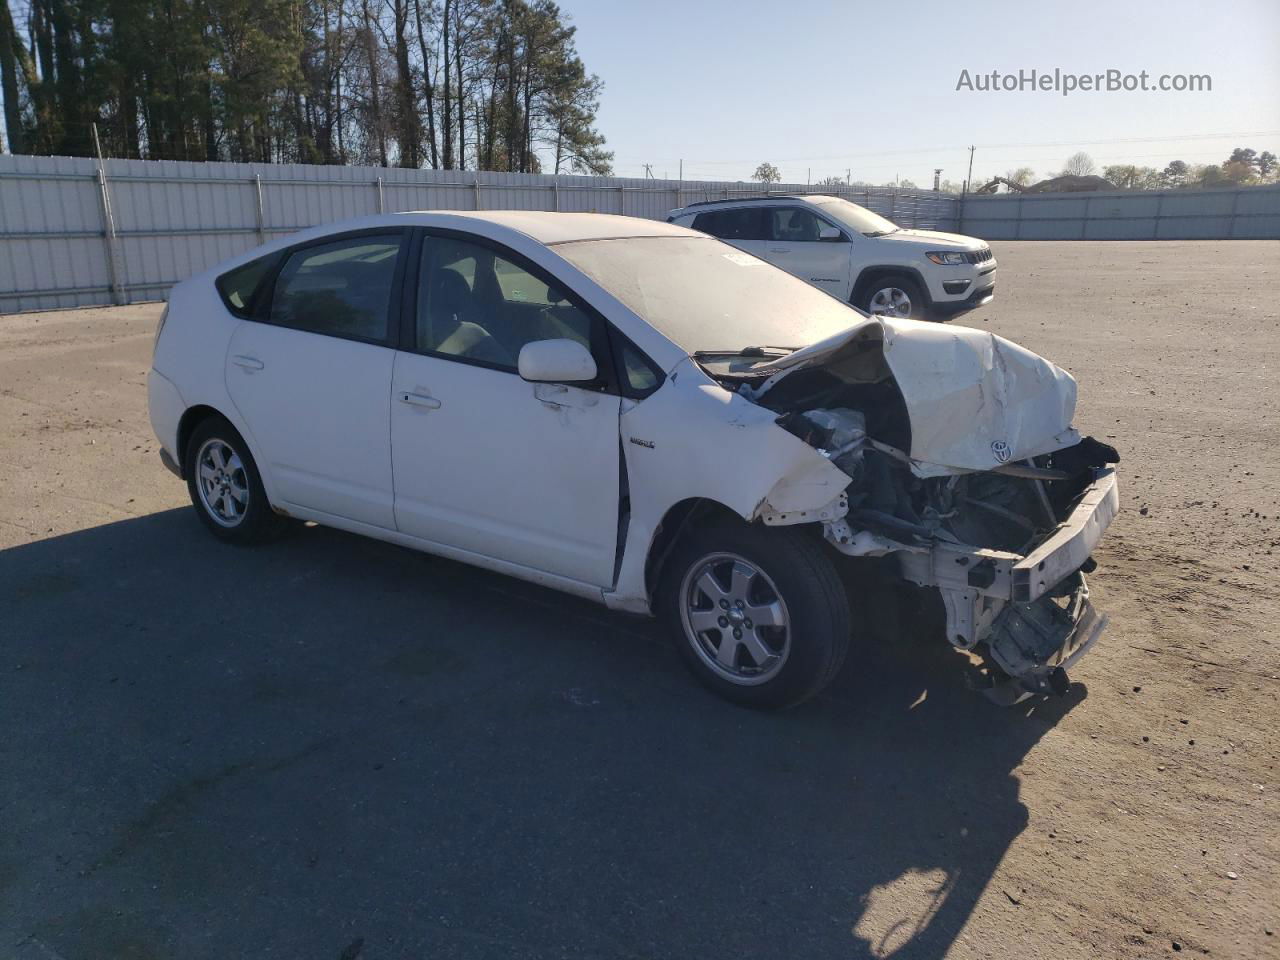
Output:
696 318 1121 703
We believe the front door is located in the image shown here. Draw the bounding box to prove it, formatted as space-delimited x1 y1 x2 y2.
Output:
225 230 406 528
762 206 852 298
390 232 622 587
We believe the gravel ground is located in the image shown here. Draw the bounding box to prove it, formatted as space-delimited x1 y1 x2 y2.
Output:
1 240 1277 960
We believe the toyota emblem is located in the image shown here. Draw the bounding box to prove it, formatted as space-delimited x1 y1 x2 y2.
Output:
991 440 1012 463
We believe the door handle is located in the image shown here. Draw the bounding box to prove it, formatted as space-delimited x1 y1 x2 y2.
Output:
399 391 441 410
231 355 265 371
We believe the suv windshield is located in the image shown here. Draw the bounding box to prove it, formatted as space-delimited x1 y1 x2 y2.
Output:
812 198 900 236
555 236 865 354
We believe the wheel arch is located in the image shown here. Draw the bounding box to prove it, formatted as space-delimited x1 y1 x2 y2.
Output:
851 265 932 308
175 405 271 500
175 405 227 479
642 497 748 601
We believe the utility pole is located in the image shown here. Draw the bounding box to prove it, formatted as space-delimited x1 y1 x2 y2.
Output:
933 168 942 191
961 145 976 234
846 168 851 185
642 163 654 180
91 122 125 306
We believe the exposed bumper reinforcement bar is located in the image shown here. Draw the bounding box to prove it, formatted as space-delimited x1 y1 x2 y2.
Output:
1012 468 1119 602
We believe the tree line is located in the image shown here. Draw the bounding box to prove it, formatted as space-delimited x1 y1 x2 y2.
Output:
760 146 1280 195
0 0 613 174
980 147 1279 193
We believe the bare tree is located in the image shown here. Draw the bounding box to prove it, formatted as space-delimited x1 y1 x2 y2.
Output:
390 0 422 166
1004 166 1034 187
360 0 389 165
1060 151 1096 177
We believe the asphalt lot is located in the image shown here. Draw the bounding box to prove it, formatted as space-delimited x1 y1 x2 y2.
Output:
1 240 1277 960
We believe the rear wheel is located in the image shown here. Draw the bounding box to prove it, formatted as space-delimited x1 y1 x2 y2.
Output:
659 524 851 709
860 273 926 320
184 415 284 544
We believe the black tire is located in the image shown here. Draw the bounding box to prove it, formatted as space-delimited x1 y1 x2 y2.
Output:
858 273 927 320
658 524 852 709
184 414 285 544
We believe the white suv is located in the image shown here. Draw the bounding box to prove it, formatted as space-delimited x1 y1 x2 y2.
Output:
667 195 995 320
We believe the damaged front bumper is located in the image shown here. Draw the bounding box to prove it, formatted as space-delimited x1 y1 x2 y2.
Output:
837 467 1119 699
981 572 1107 704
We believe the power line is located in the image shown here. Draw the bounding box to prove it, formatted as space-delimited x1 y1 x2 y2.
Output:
618 131 1280 167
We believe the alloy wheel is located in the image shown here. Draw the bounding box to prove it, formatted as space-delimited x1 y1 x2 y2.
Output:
868 286 913 318
195 438 249 527
679 553 792 685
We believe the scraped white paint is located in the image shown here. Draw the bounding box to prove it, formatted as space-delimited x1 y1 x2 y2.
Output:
606 357 852 611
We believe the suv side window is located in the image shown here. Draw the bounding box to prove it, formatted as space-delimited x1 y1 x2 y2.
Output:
691 207 768 241
769 207 827 242
416 235 601 374
269 233 403 343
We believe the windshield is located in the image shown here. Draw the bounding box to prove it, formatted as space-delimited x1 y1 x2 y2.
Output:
812 198 900 236
555 236 866 354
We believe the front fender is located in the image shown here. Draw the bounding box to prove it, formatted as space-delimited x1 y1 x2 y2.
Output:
604 358 850 613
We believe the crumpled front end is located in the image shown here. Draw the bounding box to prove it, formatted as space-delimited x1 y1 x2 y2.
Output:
700 319 1120 703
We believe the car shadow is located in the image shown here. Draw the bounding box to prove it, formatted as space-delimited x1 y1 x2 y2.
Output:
0 510 1082 960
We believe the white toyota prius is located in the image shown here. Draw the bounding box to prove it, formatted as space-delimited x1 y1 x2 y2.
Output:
149 211 1119 708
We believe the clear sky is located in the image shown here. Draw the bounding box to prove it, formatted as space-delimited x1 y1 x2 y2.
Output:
564 0 1280 186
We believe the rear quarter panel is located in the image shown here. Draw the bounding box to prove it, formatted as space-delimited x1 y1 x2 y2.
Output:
150 277 275 497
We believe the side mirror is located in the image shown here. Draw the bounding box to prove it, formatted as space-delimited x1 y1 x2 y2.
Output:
517 338 598 383
818 224 846 242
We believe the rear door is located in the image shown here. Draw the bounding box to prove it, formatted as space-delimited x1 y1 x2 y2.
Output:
225 230 406 528
690 207 770 261
389 231 623 587
763 206 853 298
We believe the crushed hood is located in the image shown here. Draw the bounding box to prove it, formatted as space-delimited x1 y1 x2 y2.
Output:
748 317 1079 476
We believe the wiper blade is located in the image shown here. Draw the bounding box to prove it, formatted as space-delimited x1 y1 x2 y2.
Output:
862 229 899 238
693 345 796 359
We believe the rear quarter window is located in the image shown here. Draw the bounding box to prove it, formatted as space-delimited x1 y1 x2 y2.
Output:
215 254 278 318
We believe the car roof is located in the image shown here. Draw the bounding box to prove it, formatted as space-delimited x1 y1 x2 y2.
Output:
390 210 695 244
672 194 836 214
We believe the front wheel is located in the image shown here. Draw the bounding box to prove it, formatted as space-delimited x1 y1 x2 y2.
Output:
859 273 926 320
659 525 852 709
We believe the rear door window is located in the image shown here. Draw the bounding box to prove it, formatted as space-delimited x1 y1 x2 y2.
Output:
691 207 769 241
268 234 403 344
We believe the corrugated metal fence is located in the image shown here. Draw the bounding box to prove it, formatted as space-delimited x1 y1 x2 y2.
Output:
959 185 1280 240
0 155 958 313
4 154 1273 313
